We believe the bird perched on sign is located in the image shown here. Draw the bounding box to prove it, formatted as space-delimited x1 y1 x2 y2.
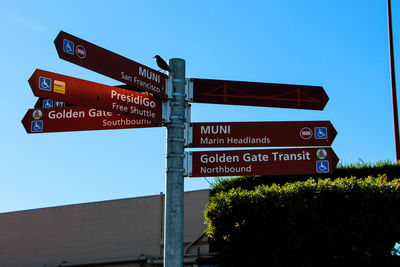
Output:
153 55 172 74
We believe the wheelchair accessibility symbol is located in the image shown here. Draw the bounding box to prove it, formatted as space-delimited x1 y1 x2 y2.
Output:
315 127 328 139
63 39 74 55
316 160 330 173
39 77 51 91
31 121 43 132
42 99 54 108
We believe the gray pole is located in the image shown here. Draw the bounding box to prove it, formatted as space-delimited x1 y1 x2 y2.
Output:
164 58 186 267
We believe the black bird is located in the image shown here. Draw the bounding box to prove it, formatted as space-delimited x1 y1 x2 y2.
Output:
153 55 172 73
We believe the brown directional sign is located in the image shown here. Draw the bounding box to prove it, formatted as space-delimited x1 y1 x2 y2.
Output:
33 84 136 109
28 69 163 122
54 31 166 97
191 78 329 110
188 147 338 177
34 98 73 108
22 106 159 134
190 121 337 148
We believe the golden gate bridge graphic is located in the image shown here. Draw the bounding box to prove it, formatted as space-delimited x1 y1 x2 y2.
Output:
197 82 324 108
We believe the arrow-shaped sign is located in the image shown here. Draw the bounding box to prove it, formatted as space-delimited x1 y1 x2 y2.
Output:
54 31 166 97
190 78 329 110
34 98 73 109
22 106 159 134
189 121 337 148
28 69 163 122
33 84 137 109
187 147 339 177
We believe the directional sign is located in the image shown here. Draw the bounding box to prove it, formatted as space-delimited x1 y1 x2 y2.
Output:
34 98 74 109
190 78 329 110
54 31 166 97
34 84 137 109
187 147 338 177
190 121 337 148
28 69 163 122
22 106 159 134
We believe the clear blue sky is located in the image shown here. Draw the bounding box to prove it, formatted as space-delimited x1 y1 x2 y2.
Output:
1 0 399 213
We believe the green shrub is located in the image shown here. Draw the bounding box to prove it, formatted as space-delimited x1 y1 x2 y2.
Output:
210 161 400 195
205 175 400 266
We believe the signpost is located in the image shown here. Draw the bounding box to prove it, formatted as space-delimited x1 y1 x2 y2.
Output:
34 98 72 109
54 31 166 97
28 69 163 123
190 78 329 110
189 121 337 148
187 147 338 177
22 30 340 267
22 106 159 134
164 58 186 267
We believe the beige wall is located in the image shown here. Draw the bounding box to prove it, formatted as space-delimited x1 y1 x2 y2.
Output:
0 189 210 267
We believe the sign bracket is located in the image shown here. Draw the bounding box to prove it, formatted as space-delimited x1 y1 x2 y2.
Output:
183 152 192 177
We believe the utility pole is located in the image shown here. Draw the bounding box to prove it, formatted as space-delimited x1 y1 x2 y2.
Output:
164 58 186 266
387 0 400 161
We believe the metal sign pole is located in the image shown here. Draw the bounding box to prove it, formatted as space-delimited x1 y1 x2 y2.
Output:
164 58 186 267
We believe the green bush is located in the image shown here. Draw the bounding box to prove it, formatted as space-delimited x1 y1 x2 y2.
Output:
205 175 400 266
210 161 400 195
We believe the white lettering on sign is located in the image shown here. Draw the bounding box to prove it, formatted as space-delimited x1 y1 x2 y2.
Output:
102 118 153 127
111 90 157 108
48 109 85 119
200 165 252 174
121 72 133 82
200 125 230 135
198 135 270 146
47 109 116 120
200 137 225 145
271 151 311 161
112 102 128 112
200 153 239 164
88 109 113 117
139 67 160 83
129 106 156 119
133 76 161 94
243 153 269 162
227 136 270 145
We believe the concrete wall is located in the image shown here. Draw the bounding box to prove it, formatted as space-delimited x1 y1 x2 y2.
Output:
0 189 210 267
